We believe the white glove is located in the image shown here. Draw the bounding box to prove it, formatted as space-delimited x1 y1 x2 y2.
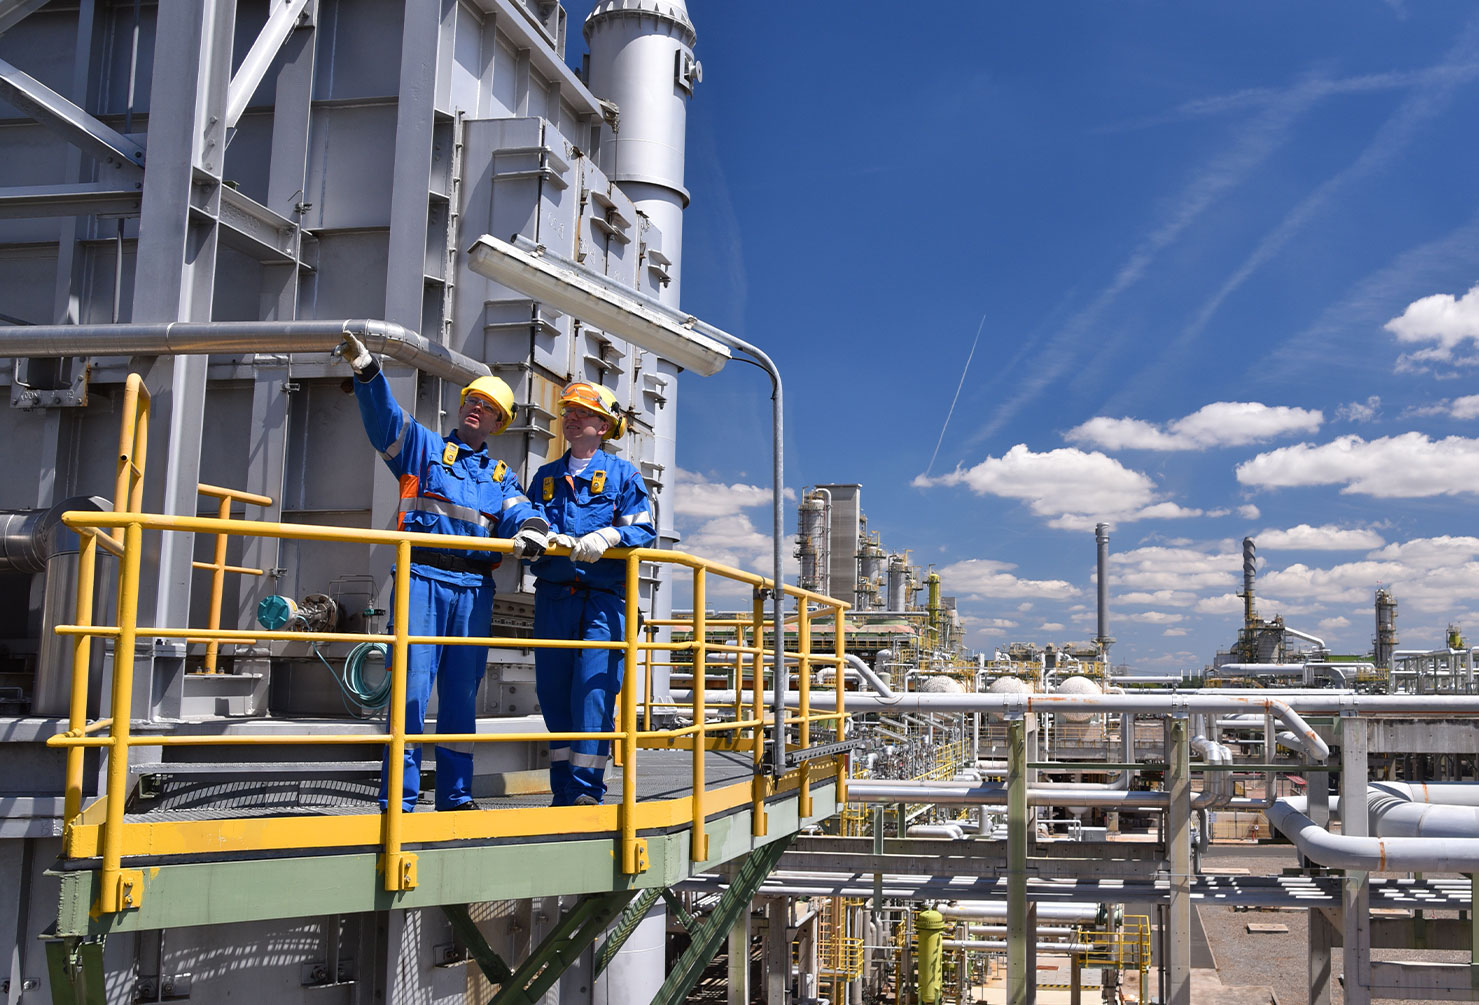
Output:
511 527 548 560
548 533 576 551
337 333 375 375
571 527 621 563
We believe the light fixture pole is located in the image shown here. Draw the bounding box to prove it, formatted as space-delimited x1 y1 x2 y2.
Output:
466 235 792 778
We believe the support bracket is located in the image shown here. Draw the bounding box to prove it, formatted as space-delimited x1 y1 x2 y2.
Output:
593 887 664 975
43 937 106 1005
440 904 514 986
650 836 794 1005
489 891 637 1005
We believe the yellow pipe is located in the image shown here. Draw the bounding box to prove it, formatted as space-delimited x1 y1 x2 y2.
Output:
53 624 672 650
190 562 265 576
63 529 97 826
689 566 707 862
202 494 231 672
620 552 641 873
382 539 412 891
197 483 274 506
100 520 143 914
641 621 655 733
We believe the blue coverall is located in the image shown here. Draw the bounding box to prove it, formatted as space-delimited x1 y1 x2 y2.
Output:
528 450 656 804
354 370 542 810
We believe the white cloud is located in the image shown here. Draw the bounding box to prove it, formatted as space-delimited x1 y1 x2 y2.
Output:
675 515 799 603
1256 523 1386 551
1163 627 1189 637
1237 504 1261 520
1067 401 1322 452
1116 589 1198 607
1453 395 1479 419
1369 535 1479 564
1336 396 1382 422
673 468 793 519
1123 610 1185 625
1037 622 1066 633
1111 544 1239 592
937 558 1080 600
1195 594 1245 614
1385 283 1479 368
1318 615 1352 631
1236 433 1479 497
916 444 1201 529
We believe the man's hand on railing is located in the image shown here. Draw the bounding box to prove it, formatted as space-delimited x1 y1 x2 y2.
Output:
511 525 549 560
572 527 621 563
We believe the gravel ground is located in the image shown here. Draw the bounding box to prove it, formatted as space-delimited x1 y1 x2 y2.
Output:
1196 843 1469 1005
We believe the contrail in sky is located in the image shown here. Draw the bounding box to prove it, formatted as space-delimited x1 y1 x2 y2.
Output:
923 313 987 478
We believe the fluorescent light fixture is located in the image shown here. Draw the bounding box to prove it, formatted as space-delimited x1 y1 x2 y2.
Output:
466 235 731 377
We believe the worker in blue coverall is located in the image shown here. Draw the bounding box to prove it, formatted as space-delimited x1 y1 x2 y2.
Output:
338 334 549 811
528 382 656 806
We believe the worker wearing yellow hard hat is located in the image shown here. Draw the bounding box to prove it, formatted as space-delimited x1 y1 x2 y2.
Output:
338 334 548 813
527 380 653 805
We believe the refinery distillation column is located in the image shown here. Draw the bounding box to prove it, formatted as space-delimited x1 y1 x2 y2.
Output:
585 0 701 686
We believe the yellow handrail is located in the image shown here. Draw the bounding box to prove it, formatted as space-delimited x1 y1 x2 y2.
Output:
52 378 851 910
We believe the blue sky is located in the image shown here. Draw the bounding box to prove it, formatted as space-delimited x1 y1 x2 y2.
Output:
569 3 1479 672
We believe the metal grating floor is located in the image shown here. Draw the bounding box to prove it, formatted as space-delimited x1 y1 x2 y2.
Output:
125 748 760 822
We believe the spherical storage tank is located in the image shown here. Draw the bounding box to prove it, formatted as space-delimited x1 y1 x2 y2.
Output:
986 676 1033 696
1052 674 1101 722
916 675 965 693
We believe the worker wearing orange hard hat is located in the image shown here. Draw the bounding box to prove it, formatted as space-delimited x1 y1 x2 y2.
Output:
528 380 653 805
339 334 548 812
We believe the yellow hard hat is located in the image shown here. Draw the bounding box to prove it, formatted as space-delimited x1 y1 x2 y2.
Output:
559 381 627 440
460 375 516 434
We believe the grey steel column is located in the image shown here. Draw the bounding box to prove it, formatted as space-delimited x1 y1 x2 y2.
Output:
1007 715 1035 1005
726 892 750 1005
1309 908 1336 1005
128 0 233 697
385 0 439 330
1340 712 1371 1005
1167 716 1191 1005
261 1 315 320
763 898 789 1005
1308 760 1334 1005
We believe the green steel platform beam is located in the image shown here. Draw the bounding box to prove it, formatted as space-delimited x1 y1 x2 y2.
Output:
441 904 514 986
50 780 837 938
490 891 636 1005
650 835 795 1005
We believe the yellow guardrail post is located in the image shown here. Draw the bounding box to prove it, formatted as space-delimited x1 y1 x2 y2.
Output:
382 540 415 891
641 620 655 733
750 588 767 836
833 600 847 806
99 519 143 914
797 599 812 818
620 552 644 873
690 566 708 862
112 375 148 548
193 484 272 673
63 529 99 830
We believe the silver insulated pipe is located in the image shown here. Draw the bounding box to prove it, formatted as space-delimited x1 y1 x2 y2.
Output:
0 496 111 715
